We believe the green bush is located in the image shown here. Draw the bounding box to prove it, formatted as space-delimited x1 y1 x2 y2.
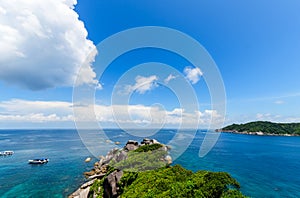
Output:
89 164 247 198
134 144 163 152
120 165 247 198
112 149 168 172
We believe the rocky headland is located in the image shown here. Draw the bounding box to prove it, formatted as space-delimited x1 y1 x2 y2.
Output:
69 138 246 198
69 138 172 198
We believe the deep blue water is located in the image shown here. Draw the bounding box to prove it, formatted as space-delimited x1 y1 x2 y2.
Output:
0 129 300 198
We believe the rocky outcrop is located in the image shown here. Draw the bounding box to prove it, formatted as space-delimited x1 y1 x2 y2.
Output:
141 138 159 145
124 140 139 151
69 138 171 198
103 170 123 198
69 179 96 198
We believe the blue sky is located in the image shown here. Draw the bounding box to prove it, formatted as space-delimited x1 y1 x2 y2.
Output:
0 0 299 128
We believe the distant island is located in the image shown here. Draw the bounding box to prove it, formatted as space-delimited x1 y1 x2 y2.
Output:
217 121 300 136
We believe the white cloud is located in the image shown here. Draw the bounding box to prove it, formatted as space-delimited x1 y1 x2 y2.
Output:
0 99 223 128
184 66 203 84
0 0 98 90
0 113 73 123
164 74 177 84
124 75 158 94
0 99 73 123
255 113 300 123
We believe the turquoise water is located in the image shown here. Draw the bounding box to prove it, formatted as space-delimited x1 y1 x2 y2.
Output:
0 129 300 197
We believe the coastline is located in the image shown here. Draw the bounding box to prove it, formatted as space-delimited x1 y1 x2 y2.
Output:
216 129 300 137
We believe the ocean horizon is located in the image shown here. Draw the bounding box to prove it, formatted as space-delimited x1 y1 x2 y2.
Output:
1 129 300 198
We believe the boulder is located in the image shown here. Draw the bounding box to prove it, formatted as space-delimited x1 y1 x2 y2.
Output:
161 146 167 152
141 138 151 145
165 155 172 164
94 162 99 167
68 179 96 198
99 155 105 160
125 144 138 151
84 169 95 177
141 138 160 145
69 186 90 198
100 165 108 173
152 139 160 144
103 170 123 198
124 140 139 151
126 140 138 146
88 173 106 180
116 150 127 162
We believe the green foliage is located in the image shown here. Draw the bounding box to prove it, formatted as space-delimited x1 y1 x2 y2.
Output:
89 178 104 198
222 189 247 198
118 172 139 194
89 164 246 198
222 121 300 135
89 165 117 198
112 149 168 172
119 165 246 198
89 144 247 198
134 143 163 152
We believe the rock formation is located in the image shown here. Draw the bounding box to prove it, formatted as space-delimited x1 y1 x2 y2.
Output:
69 138 171 198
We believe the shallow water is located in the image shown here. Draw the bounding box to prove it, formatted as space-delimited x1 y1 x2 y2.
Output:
0 129 299 197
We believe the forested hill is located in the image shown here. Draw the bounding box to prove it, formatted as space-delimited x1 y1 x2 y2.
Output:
220 121 300 136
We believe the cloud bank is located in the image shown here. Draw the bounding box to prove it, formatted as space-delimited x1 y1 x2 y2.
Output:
0 0 98 90
0 99 222 128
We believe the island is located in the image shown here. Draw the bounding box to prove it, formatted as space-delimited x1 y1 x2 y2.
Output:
217 121 300 136
69 138 246 198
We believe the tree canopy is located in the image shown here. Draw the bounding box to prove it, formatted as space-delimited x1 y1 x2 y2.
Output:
222 121 300 135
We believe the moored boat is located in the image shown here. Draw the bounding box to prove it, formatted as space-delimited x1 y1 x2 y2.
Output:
0 151 14 156
28 158 49 164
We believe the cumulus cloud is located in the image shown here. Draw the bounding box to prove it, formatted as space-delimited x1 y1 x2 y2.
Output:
184 66 203 84
0 0 98 90
124 75 158 94
164 74 177 84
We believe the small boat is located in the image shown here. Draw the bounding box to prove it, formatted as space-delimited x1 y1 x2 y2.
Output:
0 151 14 156
28 158 49 164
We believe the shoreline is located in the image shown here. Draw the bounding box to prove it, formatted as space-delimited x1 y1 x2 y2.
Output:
216 130 300 137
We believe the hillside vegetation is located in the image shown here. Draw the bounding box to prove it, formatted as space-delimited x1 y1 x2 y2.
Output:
221 121 300 135
88 143 246 198
118 165 246 198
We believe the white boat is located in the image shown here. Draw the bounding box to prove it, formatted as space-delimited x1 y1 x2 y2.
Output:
28 158 49 164
0 151 14 156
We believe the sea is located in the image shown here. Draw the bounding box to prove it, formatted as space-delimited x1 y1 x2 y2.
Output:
0 129 300 198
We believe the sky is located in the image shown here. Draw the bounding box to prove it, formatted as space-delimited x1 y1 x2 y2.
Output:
0 0 299 129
